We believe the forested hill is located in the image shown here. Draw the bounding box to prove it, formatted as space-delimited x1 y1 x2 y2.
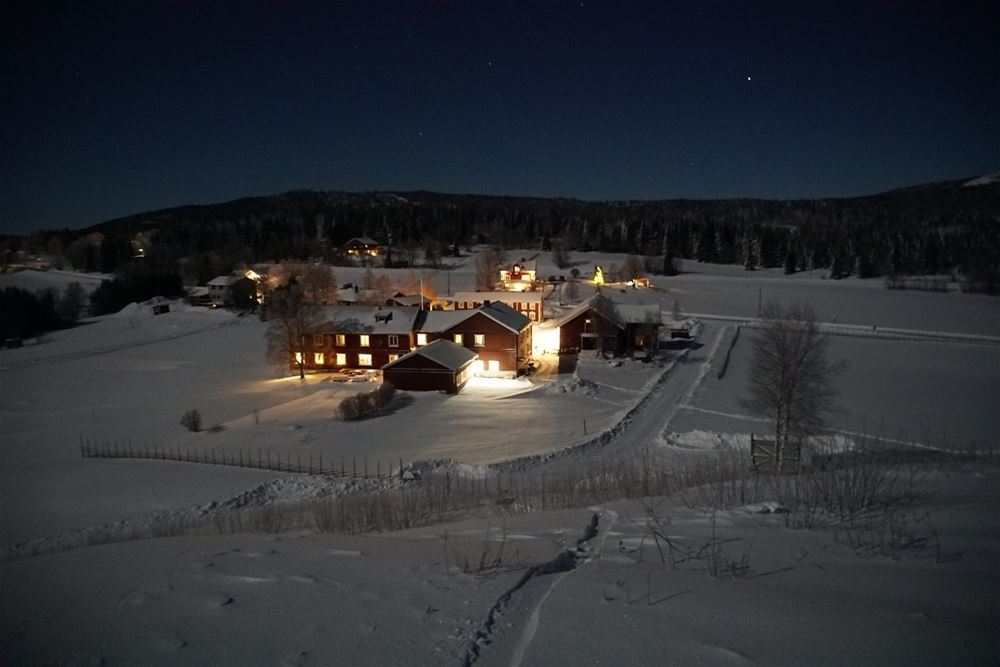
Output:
24 174 1000 287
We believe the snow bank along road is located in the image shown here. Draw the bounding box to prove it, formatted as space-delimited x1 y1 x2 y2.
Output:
498 321 728 476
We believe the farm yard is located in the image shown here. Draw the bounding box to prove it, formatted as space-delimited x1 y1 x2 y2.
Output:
2 257 998 664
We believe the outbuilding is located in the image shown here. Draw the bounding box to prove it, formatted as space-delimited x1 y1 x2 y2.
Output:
381 339 478 394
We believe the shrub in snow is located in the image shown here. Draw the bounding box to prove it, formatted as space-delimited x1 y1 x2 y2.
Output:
180 409 202 432
338 382 396 421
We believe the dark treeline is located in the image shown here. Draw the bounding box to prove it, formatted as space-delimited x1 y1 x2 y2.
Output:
90 268 185 316
20 178 1000 292
0 286 71 340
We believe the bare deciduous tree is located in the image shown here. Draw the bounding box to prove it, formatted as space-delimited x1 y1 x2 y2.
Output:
744 301 845 467
475 246 505 291
266 282 325 379
300 264 335 304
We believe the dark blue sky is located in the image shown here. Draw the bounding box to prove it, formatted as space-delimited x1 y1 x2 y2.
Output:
3 1 998 233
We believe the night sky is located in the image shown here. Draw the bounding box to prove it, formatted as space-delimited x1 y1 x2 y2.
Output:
3 1 998 233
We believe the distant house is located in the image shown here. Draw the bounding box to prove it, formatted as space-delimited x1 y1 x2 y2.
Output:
295 307 420 371
453 291 544 323
382 339 477 394
417 301 532 376
536 295 660 357
344 237 384 258
207 275 255 307
499 258 537 291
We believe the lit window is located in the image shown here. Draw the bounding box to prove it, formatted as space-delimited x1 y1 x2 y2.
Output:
488 360 500 372
314 352 324 365
313 334 324 346
359 334 370 347
336 334 346 346
474 334 485 347
388 353 399 362
453 333 463 344
294 352 303 364
388 335 398 347
336 353 346 366
417 333 428 346
358 353 372 366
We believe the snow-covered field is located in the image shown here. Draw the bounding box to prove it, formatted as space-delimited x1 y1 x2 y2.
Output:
2 253 998 663
0 268 111 295
3 469 997 664
674 330 999 451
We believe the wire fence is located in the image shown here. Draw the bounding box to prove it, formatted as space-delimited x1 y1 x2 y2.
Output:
79 436 405 480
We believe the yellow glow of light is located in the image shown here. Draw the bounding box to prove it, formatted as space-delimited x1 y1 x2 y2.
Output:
471 359 485 374
532 326 560 355
294 352 303 364
593 266 605 285
488 360 500 372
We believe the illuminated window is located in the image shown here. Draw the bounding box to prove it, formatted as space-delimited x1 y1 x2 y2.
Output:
474 334 485 347
336 334 346 346
314 352 324 365
359 334 370 347
488 360 500 372
336 353 346 366
313 334 324 346
388 353 399 362
453 333 463 344
358 353 372 366
388 334 398 347
417 333 428 346
294 352 303 364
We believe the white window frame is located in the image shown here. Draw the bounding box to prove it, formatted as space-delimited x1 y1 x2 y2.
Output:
313 334 324 346
474 334 485 348
388 334 398 347
359 334 370 347
358 353 372 367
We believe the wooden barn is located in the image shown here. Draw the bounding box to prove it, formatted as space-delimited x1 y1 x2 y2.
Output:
537 295 660 357
381 339 477 394
416 301 532 375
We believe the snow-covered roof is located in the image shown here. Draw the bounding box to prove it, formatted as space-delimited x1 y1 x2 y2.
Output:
346 236 382 246
418 310 475 333
319 307 420 335
504 259 537 273
616 304 661 325
382 339 477 371
207 275 238 287
453 291 544 303
477 300 531 332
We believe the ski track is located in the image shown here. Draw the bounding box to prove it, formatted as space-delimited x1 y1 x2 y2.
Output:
509 508 618 667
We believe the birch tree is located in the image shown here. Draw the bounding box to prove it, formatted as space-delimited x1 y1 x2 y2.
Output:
744 301 844 466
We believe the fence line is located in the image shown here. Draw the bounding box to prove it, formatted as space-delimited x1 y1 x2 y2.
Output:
79 435 405 480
